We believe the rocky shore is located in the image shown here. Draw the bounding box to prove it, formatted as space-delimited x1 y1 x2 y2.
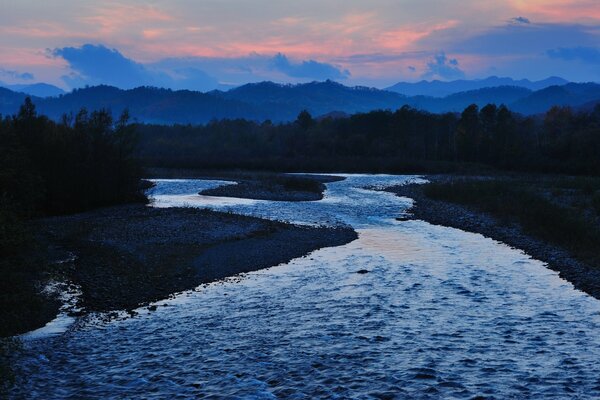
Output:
388 179 600 300
34 205 357 317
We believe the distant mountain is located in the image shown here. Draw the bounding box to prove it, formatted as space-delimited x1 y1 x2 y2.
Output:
27 85 264 124
387 76 568 97
0 87 29 114
217 80 407 120
0 81 409 124
511 83 600 115
316 111 350 121
407 86 533 113
578 99 600 113
0 82 65 97
0 80 599 123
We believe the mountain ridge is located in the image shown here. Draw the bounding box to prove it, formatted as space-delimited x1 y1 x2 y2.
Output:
1 80 599 124
0 82 65 97
386 76 569 97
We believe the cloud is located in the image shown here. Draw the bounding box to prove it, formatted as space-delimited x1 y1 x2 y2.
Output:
51 43 352 90
507 0 600 21
409 20 600 81
547 46 600 64
51 44 217 90
421 22 600 56
0 68 34 80
510 16 531 24
333 51 426 64
52 44 154 88
270 53 349 80
421 52 465 80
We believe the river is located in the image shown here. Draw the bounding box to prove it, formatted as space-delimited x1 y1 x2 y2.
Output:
10 175 600 399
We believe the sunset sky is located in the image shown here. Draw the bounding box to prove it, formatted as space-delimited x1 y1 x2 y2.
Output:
1 0 599 90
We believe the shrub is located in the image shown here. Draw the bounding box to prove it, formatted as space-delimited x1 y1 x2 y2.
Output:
424 179 600 264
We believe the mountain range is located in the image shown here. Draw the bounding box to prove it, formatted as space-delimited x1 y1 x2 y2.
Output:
1 79 599 124
386 76 569 97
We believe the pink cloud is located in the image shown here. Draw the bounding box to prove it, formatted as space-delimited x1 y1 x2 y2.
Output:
376 21 460 52
0 47 66 67
509 0 600 21
0 22 93 40
80 3 174 36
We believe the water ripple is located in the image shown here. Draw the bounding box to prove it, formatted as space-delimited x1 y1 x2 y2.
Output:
10 175 600 399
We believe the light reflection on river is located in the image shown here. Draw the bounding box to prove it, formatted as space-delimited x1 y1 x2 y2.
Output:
11 175 600 399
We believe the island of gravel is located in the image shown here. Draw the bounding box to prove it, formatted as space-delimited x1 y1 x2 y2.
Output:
199 173 345 201
37 205 357 316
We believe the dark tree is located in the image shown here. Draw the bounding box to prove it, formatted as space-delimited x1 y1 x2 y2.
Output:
296 110 314 130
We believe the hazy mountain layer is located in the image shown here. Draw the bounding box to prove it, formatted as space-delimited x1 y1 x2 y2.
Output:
1 80 599 123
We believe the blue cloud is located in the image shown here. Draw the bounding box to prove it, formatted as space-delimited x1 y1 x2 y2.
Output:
270 53 350 80
510 17 531 24
52 44 217 90
0 68 34 81
52 44 351 90
52 44 152 88
547 47 600 64
421 52 465 80
420 22 599 56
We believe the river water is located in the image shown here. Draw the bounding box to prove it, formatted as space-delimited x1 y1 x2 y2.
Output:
10 175 600 399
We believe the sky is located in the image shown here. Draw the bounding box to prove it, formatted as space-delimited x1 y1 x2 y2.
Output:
0 0 599 91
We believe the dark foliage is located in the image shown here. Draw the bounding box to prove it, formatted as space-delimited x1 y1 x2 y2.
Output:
423 179 600 266
138 104 600 176
1 98 144 216
0 98 144 337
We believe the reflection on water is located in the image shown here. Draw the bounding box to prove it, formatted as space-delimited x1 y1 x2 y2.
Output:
11 175 600 399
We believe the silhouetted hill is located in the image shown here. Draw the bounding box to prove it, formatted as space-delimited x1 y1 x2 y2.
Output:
0 87 29 114
511 83 600 114
1 81 599 123
219 80 407 120
316 111 350 121
578 99 600 112
0 82 65 97
407 86 533 113
387 76 568 97
3 85 264 124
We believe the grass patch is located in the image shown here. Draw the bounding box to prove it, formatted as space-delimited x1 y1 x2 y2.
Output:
423 179 600 266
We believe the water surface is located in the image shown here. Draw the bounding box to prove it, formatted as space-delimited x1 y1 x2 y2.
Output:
11 175 600 399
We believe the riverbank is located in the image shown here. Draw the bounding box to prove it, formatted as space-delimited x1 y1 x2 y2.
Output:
38 204 357 313
388 176 600 299
4 204 356 336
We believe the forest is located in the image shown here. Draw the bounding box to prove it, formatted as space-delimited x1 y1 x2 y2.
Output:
138 103 600 176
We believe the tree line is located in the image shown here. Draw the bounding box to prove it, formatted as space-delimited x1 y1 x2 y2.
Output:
1 98 143 218
137 104 600 176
